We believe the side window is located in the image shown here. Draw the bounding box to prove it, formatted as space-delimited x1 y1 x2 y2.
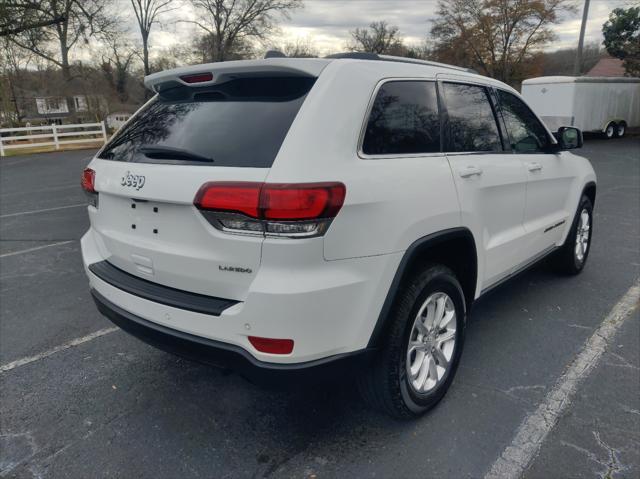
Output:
442 83 502 153
497 89 550 152
362 81 440 156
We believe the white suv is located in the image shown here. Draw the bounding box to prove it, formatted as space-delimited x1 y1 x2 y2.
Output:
81 53 596 418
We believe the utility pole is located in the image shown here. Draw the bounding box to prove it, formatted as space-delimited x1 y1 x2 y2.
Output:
573 0 591 76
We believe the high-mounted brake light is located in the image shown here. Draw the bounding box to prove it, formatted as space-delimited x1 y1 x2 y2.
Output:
180 72 214 84
248 336 294 355
194 182 346 238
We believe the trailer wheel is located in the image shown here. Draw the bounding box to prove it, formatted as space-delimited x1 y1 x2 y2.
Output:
616 122 626 138
604 122 616 139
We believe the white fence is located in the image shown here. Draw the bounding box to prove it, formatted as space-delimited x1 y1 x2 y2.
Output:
0 122 107 157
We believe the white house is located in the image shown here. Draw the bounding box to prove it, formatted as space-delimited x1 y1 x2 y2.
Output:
106 112 132 130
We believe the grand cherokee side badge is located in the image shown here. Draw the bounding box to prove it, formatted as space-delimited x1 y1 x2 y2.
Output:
121 171 146 190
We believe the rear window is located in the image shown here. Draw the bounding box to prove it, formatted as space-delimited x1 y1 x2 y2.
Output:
99 77 315 168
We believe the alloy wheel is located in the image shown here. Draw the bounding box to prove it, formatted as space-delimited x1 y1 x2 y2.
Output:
406 292 457 394
575 208 590 262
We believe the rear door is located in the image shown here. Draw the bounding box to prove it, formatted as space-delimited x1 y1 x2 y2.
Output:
495 89 576 258
440 80 529 289
88 76 315 301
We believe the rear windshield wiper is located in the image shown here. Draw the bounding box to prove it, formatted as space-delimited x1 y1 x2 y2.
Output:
139 145 214 163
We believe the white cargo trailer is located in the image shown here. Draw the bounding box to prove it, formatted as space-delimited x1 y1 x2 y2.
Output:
521 76 640 139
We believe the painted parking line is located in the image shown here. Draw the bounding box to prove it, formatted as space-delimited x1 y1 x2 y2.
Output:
0 203 85 219
485 280 640 479
0 327 119 373
0 240 75 258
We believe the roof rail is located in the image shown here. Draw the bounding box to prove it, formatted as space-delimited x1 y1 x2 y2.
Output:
324 52 476 74
378 55 477 74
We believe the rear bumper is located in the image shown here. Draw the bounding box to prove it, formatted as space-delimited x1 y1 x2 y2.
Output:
92 289 373 384
82 228 402 364
89 260 238 316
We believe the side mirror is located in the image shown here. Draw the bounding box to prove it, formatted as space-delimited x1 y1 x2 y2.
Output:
553 126 583 150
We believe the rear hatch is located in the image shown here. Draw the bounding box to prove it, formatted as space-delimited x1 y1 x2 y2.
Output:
88 68 320 301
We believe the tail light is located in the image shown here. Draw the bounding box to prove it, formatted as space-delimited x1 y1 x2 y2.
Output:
194 182 346 238
81 168 98 207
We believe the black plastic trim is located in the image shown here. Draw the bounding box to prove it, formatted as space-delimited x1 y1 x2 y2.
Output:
582 181 597 206
91 290 373 384
367 227 476 348
479 245 558 297
88 261 238 316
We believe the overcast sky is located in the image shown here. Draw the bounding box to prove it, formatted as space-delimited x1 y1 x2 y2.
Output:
140 0 634 57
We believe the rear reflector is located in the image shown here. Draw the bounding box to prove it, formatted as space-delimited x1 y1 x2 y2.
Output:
81 168 96 193
194 182 346 221
248 336 294 354
180 72 214 84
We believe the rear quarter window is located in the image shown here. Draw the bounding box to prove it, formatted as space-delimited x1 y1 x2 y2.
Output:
362 81 441 156
99 77 315 168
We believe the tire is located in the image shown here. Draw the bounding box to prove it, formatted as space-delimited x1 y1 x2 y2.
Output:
553 195 593 275
358 264 466 419
616 122 626 138
604 122 616 139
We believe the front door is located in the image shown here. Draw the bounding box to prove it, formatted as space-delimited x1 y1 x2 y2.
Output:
440 81 529 290
495 89 577 259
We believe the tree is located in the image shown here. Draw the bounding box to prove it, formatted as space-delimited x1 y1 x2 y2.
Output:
348 21 404 54
0 38 34 125
130 0 176 77
271 38 318 58
430 0 575 84
149 45 197 71
281 38 318 58
99 31 137 103
602 7 640 77
0 1 67 37
187 0 302 62
539 43 603 76
193 32 255 63
4 0 112 81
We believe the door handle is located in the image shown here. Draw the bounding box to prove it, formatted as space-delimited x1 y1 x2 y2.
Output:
458 166 483 178
527 162 543 172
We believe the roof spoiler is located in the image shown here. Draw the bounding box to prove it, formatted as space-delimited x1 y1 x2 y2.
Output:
144 59 326 93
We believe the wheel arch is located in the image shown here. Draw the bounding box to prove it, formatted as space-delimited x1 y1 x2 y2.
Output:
367 227 478 348
602 119 617 132
582 181 596 207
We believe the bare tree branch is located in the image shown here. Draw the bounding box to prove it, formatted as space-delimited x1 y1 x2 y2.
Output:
0 15 67 37
187 0 302 62
348 21 403 54
130 0 178 76
3 0 113 83
430 0 576 84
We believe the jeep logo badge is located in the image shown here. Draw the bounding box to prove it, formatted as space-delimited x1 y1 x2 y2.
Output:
121 171 146 190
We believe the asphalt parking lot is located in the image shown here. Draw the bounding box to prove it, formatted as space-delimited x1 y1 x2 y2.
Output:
1 138 639 478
